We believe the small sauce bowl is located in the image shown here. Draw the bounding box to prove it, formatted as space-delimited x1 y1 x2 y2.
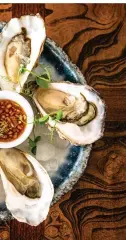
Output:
0 90 34 148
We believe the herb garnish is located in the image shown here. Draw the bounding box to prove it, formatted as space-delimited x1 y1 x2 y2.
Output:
50 110 63 142
19 64 51 90
28 109 63 155
28 135 41 155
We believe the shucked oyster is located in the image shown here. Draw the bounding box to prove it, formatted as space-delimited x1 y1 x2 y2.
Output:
0 148 54 226
34 82 105 145
0 14 46 92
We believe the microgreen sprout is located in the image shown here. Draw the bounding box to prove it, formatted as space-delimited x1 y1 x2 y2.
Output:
19 64 26 74
27 109 63 154
50 109 63 142
19 63 51 90
28 135 41 155
38 115 49 125
21 81 37 98
55 110 63 121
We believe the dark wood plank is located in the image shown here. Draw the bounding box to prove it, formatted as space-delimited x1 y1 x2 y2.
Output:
12 3 45 18
10 221 44 240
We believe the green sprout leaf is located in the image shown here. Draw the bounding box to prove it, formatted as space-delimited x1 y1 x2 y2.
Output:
28 138 36 148
28 136 41 155
28 110 63 153
19 64 26 74
28 138 35 148
43 68 51 82
49 110 63 142
36 77 49 88
34 136 41 143
56 110 63 121
31 146 37 155
19 63 51 89
38 115 49 125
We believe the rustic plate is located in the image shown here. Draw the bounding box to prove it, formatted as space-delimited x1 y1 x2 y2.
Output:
0 23 92 221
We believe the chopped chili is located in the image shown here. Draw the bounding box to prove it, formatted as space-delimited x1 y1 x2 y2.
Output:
0 99 27 142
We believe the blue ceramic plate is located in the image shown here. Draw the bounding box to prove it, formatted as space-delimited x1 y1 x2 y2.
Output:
0 23 91 221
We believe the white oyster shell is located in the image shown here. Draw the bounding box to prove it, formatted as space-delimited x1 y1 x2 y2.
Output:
34 82 105 145
0 149 54 226
0 14 46 92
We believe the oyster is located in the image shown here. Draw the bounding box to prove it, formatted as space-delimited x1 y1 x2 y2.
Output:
34 82 105 145
0 14 46 92
0 148 54 226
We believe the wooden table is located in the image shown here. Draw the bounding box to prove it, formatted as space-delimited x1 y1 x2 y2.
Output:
0 4 126 240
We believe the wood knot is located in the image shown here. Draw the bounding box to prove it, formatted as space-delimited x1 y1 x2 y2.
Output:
0 230 9 240
45 209 74 239
45 226 58 238
45 222 72 239
93 4 124 24
103 151 126 180
51 210 59 220
59 222 72 237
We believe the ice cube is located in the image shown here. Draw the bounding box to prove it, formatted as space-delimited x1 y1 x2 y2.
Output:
36 141 56 161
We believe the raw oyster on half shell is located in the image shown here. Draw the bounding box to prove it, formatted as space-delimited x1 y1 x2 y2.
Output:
34 82 105 145
0 14 46 92
0 148 54 226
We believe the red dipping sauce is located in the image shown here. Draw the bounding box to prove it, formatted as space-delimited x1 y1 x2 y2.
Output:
0 99 27 142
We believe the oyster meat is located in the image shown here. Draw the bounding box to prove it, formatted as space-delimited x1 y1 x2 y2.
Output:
0 148 54 226
0 14 46 92
34 82 105 145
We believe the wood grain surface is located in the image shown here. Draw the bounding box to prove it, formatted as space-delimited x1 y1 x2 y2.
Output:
0 3 126 240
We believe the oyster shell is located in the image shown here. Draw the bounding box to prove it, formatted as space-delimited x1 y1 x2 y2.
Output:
0 14 46 92
0 148 54 226
33 82 105 145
